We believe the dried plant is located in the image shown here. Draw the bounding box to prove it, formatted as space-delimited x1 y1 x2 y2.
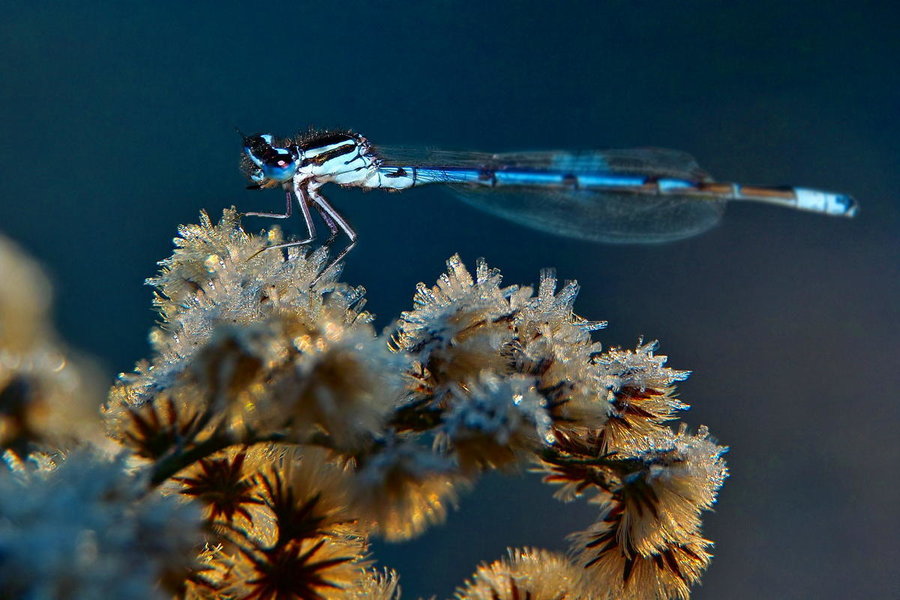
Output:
0 210 727 599
0 237 106 455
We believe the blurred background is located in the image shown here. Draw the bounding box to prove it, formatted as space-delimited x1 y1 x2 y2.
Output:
1 1 897 597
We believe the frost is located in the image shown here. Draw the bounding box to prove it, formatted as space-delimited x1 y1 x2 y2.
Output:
0 211 727 600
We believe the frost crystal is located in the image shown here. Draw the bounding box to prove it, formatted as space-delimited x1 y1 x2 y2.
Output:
565 426 728 599
511 269 609 431
394 254 519 401
441 372 553 472
597 341 691 453
0 211 729 599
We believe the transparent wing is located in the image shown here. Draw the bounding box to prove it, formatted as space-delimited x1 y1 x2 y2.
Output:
376 147 713 182
446 186 725 243
377 146 722 243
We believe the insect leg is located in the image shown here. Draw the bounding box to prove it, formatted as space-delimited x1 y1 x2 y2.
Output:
243 188 294 219
307 185 357 279
247 185 318 258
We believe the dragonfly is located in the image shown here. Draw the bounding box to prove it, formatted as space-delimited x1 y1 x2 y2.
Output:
239 130 857 271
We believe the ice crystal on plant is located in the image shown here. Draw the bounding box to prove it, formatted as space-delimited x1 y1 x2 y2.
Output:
0 210 730 599
394 255 519 402
111 208 370 414
596 341 690 453
510 269 609 431
393 257 610 434
440 372 553 472
107 208 404 456
597 340 690 391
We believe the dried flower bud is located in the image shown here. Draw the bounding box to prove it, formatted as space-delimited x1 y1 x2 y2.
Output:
350 436 469 541
455 547 591 600
616 426 727 552
0 235 104 453
572 501 713 600
106 210 384 453
597 341 690 453
568 426 727 600
254 322 409 452
346 567 401 600
174 447 263 525
510 269 609 431
394 254 518 401
210 531 370 600
108 393 212 462
252 445 362 546
440 372 553 472
0 235 52 353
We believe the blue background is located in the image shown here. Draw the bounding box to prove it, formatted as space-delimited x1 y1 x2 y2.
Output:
2 1 898 598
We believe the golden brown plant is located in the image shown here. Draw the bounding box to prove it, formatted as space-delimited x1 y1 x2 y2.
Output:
0 235 105 454
0 210 727 599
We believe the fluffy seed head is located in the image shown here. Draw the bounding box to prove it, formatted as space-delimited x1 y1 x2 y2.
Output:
0 450 203 599
456 547 592 600
441 372 553 472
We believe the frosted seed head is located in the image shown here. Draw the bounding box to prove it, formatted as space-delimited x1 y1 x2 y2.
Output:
441 372 553 472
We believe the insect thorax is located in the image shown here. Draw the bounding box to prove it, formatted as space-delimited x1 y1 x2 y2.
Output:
297 131 380 187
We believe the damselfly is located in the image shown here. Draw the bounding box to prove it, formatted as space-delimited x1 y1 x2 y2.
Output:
240 130 857 270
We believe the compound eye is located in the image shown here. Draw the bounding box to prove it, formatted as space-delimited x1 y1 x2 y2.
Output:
260 148 298 182
242 134 298 182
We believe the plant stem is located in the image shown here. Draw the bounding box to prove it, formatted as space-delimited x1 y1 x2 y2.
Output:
148 430 285 487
